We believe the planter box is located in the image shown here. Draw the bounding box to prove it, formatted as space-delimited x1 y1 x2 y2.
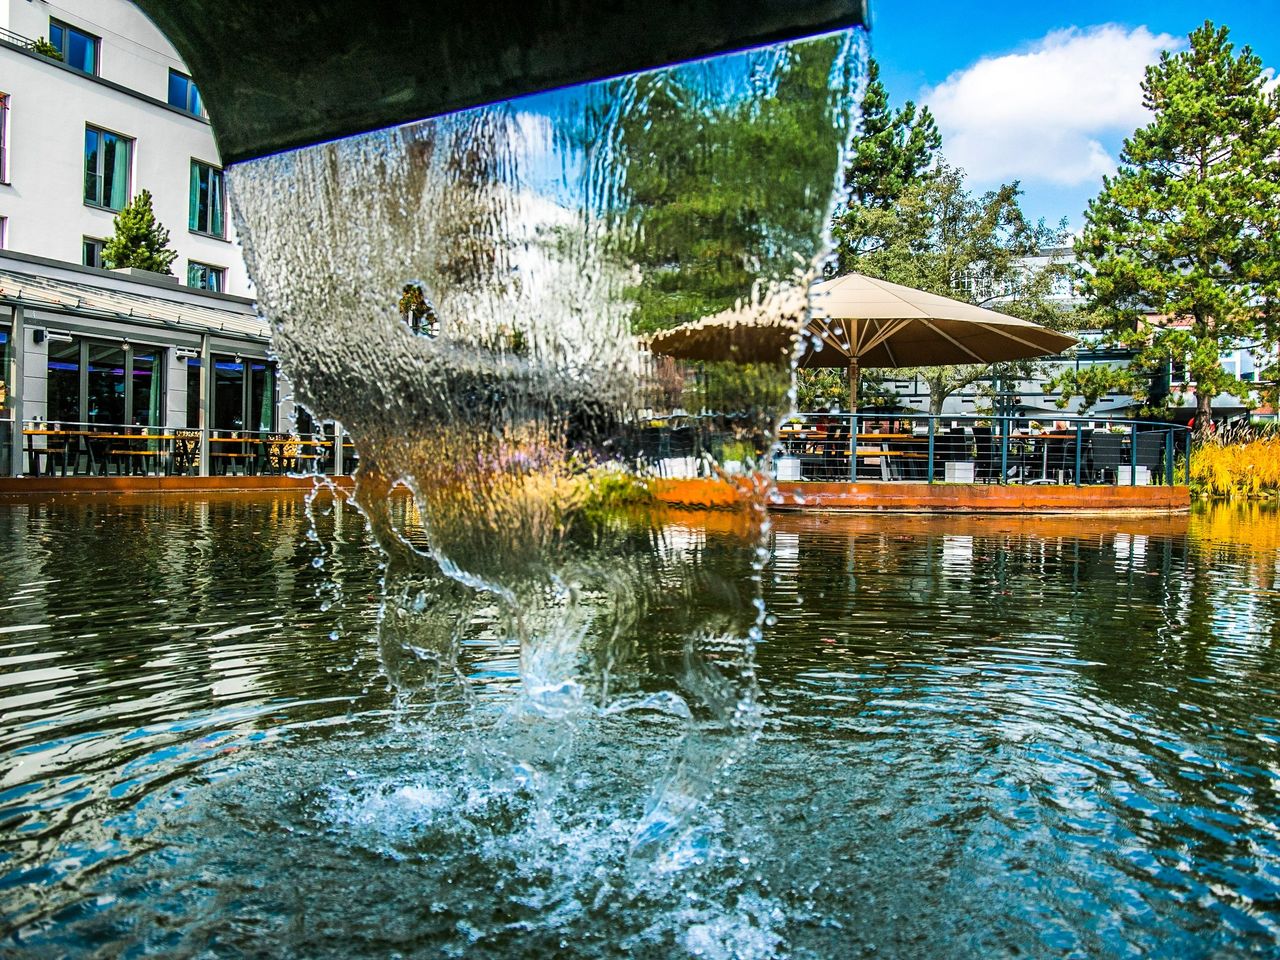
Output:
1116 465 1151 486
775 456 802 481
944 461 976 483
659 456 698 479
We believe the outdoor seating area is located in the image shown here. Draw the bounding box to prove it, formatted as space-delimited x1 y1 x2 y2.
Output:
18 422 356 478
776 414 1188 486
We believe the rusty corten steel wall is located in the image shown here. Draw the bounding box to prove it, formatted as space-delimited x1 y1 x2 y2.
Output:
130 0 869 165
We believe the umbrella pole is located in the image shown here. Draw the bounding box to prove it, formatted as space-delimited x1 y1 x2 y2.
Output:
848 360 858 413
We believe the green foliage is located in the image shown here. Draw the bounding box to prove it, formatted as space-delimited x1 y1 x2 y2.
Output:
1060 21 1280 428
612 38 851 335
795 367 902 412
796 368 848 411
102 189 177 274
835 163 1078 413
840 57 941 213
398 283 439 335
31 37 62 60
681 361 790 417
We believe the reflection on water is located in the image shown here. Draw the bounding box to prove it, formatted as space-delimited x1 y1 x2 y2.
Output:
2 496 1280 956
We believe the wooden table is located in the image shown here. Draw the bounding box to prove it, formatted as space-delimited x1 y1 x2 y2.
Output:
22 429 174 476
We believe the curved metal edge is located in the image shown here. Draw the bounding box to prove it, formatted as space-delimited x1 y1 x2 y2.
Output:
131 0 868 165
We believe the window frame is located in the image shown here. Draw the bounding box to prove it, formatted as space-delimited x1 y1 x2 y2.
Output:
188 158 226 238
49 18 100 76
82 236 106 269
0 92 9 184
187 260 227 293
47 336 167 427
167 70 203 116
83 124 134 212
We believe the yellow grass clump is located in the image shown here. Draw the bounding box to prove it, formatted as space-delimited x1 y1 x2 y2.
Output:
1184 431 1280 499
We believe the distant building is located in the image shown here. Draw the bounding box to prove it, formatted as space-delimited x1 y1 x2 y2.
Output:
0 2 296 477
0 0 249 294
876 247 1275 425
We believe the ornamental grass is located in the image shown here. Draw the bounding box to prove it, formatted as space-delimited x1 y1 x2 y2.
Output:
1184 427 1280 499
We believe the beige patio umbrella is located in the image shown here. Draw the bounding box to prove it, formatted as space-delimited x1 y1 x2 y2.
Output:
649 272 1078 410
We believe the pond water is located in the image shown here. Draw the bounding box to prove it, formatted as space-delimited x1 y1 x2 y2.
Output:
2 493 1279 957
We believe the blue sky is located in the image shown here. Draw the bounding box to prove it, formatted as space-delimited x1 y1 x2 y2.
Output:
865 1 1280 230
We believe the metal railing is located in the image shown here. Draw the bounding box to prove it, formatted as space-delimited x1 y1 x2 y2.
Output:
8 414 1191 487
772 413 1190 486
14 421 357 479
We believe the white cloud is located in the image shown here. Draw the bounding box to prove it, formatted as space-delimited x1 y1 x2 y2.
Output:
922 25 1182 188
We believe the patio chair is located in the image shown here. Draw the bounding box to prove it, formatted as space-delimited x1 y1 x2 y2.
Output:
25 431 70 476
1137 430 1172 484
1086 432 1124 483
931 428 970 481
824 424 851 481
84 432 110 475
972 426 1000 483
1043 435 1077 484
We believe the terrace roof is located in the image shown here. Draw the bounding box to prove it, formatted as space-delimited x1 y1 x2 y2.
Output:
0 252 267 343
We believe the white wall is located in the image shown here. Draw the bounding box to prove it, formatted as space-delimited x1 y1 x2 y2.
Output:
0 1 252 296
5 0 187 98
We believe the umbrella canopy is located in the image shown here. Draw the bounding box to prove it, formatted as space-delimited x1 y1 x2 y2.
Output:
803 272 1078 369
644 286 808 365
648 272 1078 409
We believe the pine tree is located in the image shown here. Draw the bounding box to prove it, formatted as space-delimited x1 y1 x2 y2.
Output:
103 189 178 274
832 58 941 271
842 58 941 209
1071 21 1280 428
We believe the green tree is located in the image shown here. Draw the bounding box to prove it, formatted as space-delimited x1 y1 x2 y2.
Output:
611 38 851 335
841 57 941 210
833 57 941 273
102 189 178 274
31 37 63 60
835 162 1076 414
1060 22 1280 429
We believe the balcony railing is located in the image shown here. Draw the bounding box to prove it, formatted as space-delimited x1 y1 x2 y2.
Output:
6 414 1191 488
769 413 1188 486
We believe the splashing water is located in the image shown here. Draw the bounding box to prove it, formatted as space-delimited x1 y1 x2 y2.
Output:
228 32 862 855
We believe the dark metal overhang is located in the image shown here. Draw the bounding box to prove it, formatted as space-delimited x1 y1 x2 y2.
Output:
131 0 869 165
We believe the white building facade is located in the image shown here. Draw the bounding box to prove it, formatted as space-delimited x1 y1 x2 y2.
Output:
0 1 324 478
0 0 250 295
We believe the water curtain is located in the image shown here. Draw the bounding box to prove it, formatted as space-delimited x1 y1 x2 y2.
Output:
229 33 862 853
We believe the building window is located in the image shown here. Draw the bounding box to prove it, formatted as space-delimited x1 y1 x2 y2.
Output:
49 19 99 75
188 261 225 292
82 237 105 268
46 336 165 427
0 93 9 183
167 71 202 116
0 325 12 419
0 217 6 249
210 355 277 433
84 126 132 211
188 161 225 237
